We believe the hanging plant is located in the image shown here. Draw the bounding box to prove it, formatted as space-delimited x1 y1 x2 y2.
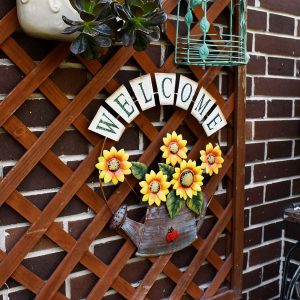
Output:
113 0 167 51
62 0 118 59
62 0 167 58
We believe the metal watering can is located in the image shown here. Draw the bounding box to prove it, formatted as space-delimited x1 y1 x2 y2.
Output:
110 194 208 257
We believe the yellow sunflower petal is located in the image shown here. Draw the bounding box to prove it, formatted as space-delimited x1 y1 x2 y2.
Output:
99 170 106 179
141 186 148 194
123 168 132 175
103 150 111 160
142 194 149 202
178 149 187 159
110 147 117 154
166 157 171 165
170 155 178 166
112 176 119 185
140 181 147 187
178 139 187 147
154 196 161 206
95 162 106 170
206 143 213 152
149 194 156 206
186 188 194 198
104 171 113 183
115 171 125 182
157 191 166 201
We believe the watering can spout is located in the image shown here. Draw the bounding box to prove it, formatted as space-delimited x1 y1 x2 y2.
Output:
110 205 143 247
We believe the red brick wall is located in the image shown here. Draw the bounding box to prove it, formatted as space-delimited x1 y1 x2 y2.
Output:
0 0 300 299
243 0 300 299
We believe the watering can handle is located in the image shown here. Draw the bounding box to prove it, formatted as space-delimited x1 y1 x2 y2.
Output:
196 194 208 232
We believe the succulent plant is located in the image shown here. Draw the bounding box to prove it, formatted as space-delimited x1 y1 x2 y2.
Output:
62 0 118 59
63 0 167 58
113 0 167 51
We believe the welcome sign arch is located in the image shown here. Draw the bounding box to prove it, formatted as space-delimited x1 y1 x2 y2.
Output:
89 73 227 141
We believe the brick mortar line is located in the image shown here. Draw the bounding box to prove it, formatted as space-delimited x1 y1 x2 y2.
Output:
247 96 300 100
242 277 280 294
248 51 300 60
244 237 282 252
249 30 300 40
247 74 300 80
248 5 300 19
243 258 281 274
245 139 300 145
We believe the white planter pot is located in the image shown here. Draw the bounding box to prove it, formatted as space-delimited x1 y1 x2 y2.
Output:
16 0 81 41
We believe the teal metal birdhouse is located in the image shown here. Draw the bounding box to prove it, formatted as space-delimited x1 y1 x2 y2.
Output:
175 0 249 66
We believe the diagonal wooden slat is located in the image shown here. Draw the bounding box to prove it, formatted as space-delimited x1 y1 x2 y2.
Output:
0 42 70 127
130 254 172 300
0 8 18 44
0 45 133 209
203 254 233 298
0 248 67 300
169 201 233 299
1 36 99 146
4 184 140 299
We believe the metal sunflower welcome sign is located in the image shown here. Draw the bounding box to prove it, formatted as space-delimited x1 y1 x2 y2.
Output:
88 73 226 257
89 73 227 140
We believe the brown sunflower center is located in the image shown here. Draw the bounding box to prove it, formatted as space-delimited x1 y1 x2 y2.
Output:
108 158 120 172
169 142 179 154
180 170 194 187
207 154 215 165
149 180 160 193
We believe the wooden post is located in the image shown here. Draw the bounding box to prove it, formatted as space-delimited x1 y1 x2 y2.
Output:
232 65 246 296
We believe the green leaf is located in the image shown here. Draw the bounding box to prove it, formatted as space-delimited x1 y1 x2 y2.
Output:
199 43 209 60
184 10 193 26
131 162 148 180
200 16 210 33
158 163 174 181
186 191 203 215
166 190 184 219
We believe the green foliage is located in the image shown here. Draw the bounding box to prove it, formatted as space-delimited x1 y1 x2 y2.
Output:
63 0 118 58
186 191 203 215
63 0 167 58
158 163 174 181
113 0 167 51
166 190 184 219
131 162 148 180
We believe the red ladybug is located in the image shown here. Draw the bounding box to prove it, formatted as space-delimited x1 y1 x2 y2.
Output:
166 227 178 243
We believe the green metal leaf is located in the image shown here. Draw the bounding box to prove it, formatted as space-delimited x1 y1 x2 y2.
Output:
192 0 202 8
184 10 193 26
166 190 184 219
199 43 209 60
200 16 210 33
186 191 203 215
158 163 174 181
131 162 148 180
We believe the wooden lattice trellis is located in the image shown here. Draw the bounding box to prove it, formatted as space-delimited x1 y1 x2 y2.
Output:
0 0 245 299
